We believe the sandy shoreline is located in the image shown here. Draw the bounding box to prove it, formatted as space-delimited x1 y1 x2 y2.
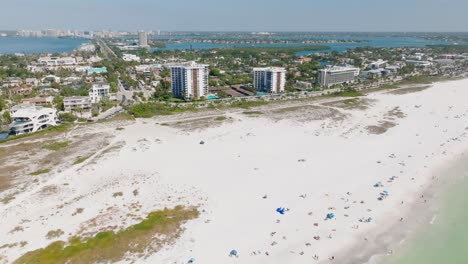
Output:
342 149 468 264
1 79 468 264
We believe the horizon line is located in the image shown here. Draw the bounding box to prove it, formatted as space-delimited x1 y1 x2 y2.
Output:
2 29 468 34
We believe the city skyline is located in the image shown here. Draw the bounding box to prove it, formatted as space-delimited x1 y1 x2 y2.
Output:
1 0 468 32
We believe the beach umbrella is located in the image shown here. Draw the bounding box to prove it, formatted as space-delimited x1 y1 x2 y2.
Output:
276 207 285 215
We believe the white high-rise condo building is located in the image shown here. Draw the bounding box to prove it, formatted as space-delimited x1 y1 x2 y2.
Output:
10 106 58 135
170 62 209 100
89 82 110 103
317 66 360 87
253 67 286 93
138 31 148 47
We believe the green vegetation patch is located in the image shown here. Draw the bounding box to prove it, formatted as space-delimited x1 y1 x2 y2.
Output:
214 116 227 121
0 125 72 144
427 44 468 54
325 89 364 98
215 45 330 57
42 141 70 151
73 156 91 165
231 100 269 109
46 229 64 240
15 206 199 264
112 192 123 198
30 168 52 176
243 111 264 115
342 98 359 105
126 102 192 118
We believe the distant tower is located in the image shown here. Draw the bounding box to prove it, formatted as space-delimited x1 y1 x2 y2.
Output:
138 31 149 47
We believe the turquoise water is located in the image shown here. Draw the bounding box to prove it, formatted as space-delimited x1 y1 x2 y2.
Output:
383 167 468 264
0 37 89 54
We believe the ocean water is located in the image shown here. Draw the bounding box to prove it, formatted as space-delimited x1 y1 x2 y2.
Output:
0 37 89 54
382 160 468 264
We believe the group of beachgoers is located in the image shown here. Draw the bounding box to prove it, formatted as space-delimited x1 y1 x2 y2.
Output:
184 103 468 264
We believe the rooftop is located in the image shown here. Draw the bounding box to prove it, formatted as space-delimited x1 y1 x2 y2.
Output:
320 66 359 72
11 106 56 118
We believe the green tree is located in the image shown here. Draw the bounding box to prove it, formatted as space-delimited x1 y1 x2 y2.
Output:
53 96 64 111
153 86 172 101
160 68 170 78
159 80 171 91
0 97 5 111
60 86 88 97
2 111 11 124
209 80 219 87
216 90 229 98
400 65 415 75
51 82 61 89
209 67 222 77
59 112 77 123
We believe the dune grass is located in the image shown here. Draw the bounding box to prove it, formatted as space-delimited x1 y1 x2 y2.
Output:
214 116 227 121
243 111 264 115
0 125 71 144
14 206 199 264
230 100 269 109
325 89 364 98
42 141 70 151
73 155 91 165
46 229 64 240
29 168 51 176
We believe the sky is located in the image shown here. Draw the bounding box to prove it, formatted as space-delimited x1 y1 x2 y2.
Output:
1 0 467 32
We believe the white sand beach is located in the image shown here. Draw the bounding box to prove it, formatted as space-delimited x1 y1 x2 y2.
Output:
2 79 468 264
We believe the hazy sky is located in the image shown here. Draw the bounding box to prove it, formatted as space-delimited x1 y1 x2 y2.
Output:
1 0 467 31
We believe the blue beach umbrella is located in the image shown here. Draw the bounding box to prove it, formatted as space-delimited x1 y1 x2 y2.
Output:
276 207 285 215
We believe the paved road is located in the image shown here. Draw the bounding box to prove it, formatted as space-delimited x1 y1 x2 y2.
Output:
88 106 123 122
96 39 117 59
